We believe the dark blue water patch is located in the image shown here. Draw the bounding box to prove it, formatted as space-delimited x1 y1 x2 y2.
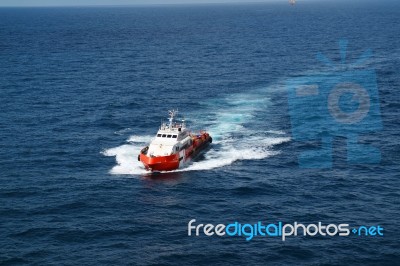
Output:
1 1 400 265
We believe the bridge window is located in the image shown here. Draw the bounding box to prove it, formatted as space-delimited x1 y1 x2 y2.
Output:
172 135 177 138
167 135 172 138
157 134 161 137
162 134 166 137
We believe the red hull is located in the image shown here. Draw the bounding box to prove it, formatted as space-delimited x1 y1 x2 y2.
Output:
139 132 211 171
140 153 180 171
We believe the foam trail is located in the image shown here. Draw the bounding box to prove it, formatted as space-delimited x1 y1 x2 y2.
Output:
180 135 290 172
180 90 290 171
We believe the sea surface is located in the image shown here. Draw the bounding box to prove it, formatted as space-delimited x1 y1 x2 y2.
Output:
1 1 399 265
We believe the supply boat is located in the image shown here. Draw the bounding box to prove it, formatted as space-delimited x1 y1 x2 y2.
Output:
138 110 212 171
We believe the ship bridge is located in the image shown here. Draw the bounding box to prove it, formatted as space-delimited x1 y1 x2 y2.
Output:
146 110 192 157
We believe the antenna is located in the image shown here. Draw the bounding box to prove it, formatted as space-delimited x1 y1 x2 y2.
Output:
168 109 178 128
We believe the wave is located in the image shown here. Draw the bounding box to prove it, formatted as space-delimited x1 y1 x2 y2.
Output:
127 135 153 143
113 128 132 135
102 139 151 175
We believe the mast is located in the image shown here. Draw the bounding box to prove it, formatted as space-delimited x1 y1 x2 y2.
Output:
168 109 178 129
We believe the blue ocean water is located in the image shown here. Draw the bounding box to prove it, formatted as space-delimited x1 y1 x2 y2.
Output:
1 1 400 265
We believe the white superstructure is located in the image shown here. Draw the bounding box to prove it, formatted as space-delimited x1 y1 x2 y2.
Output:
147 110 192 157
